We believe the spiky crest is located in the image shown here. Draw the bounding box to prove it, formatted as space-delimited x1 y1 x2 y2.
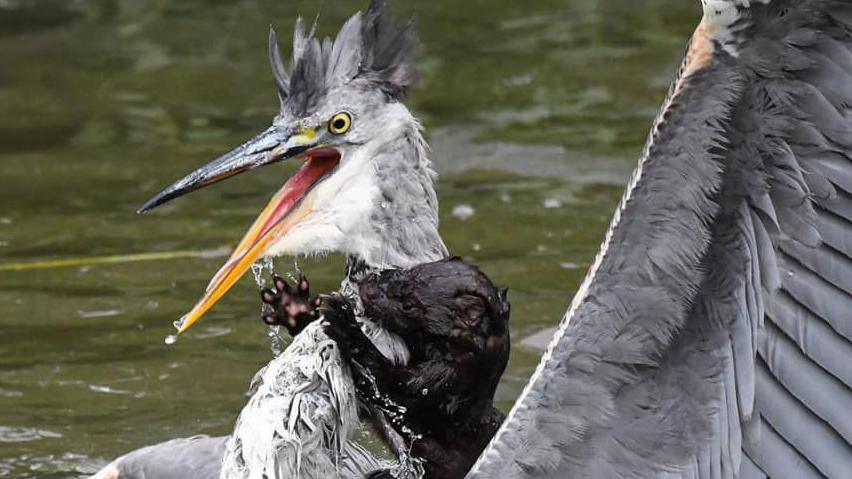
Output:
267 0 418 116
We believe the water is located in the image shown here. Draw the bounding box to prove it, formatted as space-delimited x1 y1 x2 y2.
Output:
354 364 424 478
249 256 285 356
0 0 699 476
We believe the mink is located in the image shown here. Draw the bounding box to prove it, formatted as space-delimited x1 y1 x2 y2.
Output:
261 258 510 478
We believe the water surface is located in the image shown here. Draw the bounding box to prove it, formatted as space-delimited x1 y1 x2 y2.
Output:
0 1 699 476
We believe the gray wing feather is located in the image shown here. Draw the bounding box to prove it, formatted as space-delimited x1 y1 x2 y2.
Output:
811 154 852 195
824 194 852 222
767 291 852 386
468 1 852 478
111 435 227 479
778 254 852 341
780 239 852 294
760 322 852 444
738 455 767 479
94 432 386 479
744 418 825 479
754 362 848 478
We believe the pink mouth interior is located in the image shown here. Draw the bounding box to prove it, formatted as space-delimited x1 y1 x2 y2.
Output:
205 148 341 290
256 148 341 241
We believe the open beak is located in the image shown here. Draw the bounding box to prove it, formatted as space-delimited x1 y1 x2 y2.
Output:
139 126 315 213
138 126 340 334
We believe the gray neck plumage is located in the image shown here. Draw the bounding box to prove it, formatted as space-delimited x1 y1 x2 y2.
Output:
339 121 447 365
349 121 448 273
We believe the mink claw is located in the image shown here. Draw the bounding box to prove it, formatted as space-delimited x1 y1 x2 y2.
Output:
259 273 320 337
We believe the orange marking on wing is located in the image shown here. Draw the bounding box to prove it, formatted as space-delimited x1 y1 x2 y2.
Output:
683 21 715 79
671 19 717 98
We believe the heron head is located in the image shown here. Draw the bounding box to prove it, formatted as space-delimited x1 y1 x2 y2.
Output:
139 1 446 333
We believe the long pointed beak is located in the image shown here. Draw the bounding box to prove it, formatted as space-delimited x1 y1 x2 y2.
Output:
137 126 316 213
138 125 341 335
173 148 338 334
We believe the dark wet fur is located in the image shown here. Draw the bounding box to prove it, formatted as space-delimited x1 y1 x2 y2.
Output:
323 258 511 479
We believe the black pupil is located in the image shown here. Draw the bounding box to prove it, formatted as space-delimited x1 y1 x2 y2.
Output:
333 118 347 130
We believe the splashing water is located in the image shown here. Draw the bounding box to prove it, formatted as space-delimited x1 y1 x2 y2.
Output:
165 318 182 344
249 258 424 477
353 366 425 478
392 451 425 479
172 316 188 334
251 257 287 356
250 256 275 287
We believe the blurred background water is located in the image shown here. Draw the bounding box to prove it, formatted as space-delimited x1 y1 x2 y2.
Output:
0 0 699 477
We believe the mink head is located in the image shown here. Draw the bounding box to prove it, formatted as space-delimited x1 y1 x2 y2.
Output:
358 258 510 347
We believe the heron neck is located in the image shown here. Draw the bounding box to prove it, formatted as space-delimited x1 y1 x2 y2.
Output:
349 120 448 271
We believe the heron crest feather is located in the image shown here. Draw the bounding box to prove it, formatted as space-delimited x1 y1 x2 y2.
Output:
269 0 418 117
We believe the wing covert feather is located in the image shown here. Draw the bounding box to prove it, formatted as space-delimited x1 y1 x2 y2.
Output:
468 1 852 477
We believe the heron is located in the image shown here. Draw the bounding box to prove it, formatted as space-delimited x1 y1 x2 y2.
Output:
99 3 449 478
94 0 852 478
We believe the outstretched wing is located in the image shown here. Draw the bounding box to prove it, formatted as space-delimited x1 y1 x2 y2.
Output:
468 1 852 478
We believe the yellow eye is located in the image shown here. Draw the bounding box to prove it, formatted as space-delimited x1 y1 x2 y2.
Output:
329 112 352 135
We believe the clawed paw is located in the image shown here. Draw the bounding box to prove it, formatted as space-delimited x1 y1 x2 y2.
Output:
260 274 321 336
321 294 368 355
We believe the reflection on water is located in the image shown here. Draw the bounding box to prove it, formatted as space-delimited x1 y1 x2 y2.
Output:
0 0 698 476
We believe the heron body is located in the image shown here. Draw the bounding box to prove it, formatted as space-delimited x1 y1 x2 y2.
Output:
91 436 227 479
219 317 392 479
108 3 452 478
95 0 852 478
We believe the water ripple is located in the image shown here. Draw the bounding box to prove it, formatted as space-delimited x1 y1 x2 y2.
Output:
0 426 62 443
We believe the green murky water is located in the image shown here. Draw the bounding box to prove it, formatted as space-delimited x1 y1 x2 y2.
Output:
0 1 699 476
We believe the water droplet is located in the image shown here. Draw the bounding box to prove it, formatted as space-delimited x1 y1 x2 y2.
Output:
267 325 284 357
164 335 177 345
251 256 275 287
451 204 475 221
543 198 562 209
251 264 263 286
